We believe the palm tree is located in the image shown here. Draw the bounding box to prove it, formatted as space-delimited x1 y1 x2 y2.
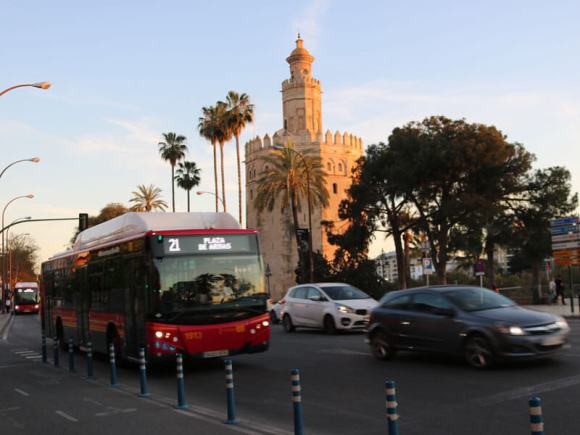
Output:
129 184 168 212
175 161 201 212
214 101 232 213
254 145 329 257
158 132 188 212
226 91 254 225
198 106 222 212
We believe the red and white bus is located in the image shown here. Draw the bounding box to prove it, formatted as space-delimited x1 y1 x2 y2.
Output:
13 282 40 314
41 212 270 361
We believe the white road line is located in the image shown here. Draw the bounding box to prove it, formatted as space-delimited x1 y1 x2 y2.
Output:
14 351 36 355
25 355 42 359
55 410 78 422
14 388 29 397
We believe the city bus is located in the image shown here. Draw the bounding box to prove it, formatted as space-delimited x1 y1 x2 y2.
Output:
13 282 40 314
41 212 270 361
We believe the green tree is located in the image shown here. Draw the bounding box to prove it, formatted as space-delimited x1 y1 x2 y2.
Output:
158 132 188 212
226 91 254 225
198 105 225 212
70 203 128 243
386 116 535 284
175 161 201 212
129 184 168 212
254 145 329 275
509 167 578 301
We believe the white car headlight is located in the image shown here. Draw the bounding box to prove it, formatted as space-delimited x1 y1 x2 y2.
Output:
335 303 354 314
496 325 525 336
555 318 569 330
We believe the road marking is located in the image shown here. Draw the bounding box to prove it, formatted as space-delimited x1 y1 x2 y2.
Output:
14 388 29 397
472 374 580 406
317 348 368 356
1 315 15 341
25 355 42 360
95 407 137 417
55 410 78 422
14 350 36 355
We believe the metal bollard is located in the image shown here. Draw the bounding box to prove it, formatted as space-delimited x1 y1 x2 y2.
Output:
139 347 150 397
291 369 304 435
53 336 60 367
86 342 94 380
224 359 238 424
68 338 75 372
529 396 544 435
109 343 119 387
386 380 400 435
175 353 188 409
41 334 47 363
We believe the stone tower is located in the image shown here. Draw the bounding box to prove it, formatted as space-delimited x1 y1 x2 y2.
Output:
245 36 364 300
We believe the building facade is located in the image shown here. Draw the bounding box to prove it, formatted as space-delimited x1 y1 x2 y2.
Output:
245 36 363 300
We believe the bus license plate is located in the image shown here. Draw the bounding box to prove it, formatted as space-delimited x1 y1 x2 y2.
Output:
203 350 229 358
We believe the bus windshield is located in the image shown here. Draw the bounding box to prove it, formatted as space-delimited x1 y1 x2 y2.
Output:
14 288 39 304
151 254 267 325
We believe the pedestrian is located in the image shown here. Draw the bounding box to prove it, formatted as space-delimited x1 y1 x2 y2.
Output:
5 293 11 313
555 276 566 305
548 279 557 304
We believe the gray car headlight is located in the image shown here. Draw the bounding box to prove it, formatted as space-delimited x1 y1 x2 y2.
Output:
496 325 525 336
555 318 569 330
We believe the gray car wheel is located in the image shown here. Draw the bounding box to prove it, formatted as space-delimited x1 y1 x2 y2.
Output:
370 331 396 361
282 314 295 332
464 334 494 369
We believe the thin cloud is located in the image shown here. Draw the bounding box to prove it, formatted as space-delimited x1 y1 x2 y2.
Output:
291 0 329 50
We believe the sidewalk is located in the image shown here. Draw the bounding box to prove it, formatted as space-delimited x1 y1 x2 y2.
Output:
523 298 580 318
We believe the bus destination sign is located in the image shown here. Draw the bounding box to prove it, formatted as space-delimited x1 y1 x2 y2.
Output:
152 234 256 257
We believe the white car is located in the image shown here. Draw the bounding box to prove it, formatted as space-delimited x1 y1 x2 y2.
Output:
280 283 378 333
269 302 283 324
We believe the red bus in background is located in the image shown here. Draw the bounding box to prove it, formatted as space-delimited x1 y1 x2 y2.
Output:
41 212 270 361
13 282 40 314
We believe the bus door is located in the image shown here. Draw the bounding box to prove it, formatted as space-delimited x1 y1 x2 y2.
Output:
74 267 90 345
124 257 147 358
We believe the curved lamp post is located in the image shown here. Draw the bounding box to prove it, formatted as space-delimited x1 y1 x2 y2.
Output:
0 82 51 97
196 191 225 209
0 157 41 179
2 195 34 312
272 145 314 283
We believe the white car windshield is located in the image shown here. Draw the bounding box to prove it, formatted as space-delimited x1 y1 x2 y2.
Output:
322 285 370 300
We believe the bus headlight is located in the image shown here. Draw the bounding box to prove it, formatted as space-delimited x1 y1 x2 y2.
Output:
155 331 163 338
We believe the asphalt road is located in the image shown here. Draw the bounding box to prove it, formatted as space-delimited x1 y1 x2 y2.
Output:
2 315 580 434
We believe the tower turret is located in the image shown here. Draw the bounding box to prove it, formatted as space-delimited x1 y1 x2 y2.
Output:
282 35 322 136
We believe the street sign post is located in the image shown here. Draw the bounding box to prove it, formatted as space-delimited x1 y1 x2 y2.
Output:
422 258 434 286
474 259 485 287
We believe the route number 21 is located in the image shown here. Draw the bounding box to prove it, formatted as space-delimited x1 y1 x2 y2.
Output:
168 238 181 252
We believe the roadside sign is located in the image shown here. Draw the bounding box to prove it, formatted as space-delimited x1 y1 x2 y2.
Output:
422 258 434 275
555 257 580 266
553 249 580 258
550 216 579 227
474 259 485 276
552 241 580 250
551 232 580 243
550 225 579 235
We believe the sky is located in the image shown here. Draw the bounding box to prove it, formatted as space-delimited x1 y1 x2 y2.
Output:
1 0 579 270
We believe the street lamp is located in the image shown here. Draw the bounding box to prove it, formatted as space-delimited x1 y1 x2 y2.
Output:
196 191 225 209
0 157 41 179
1 195 34 312
0 82 51 97
271 144 314 283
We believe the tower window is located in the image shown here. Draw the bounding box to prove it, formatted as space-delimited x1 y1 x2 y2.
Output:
333 183 338 194
327 163 332 172
338 163 343 173
284 119 288 130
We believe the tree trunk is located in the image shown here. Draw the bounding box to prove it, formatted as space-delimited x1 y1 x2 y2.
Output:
187 189 190 212
235 134 242 226
290 189 303 283
219 141 227 212
392 228 407 289
213 141 218 212
404 232 411 286
171 164 175 212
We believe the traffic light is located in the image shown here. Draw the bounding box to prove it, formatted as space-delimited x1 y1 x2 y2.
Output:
79 213 89 231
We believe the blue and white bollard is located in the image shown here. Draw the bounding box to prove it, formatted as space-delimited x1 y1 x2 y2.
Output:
139 347 150 397
224 359 238 424
291 369 304 435
175 353 188 409
68 338 75 372
41 334 47 363
386 380 399 435
109 343 119 387
53 336 60 368
529 396 544 435
86 342 94 380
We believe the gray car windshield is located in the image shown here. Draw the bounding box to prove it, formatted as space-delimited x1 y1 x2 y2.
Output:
445 288 515 312
322 285 370 300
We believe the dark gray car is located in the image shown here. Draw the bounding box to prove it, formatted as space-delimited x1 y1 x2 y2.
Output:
367 286 570 368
